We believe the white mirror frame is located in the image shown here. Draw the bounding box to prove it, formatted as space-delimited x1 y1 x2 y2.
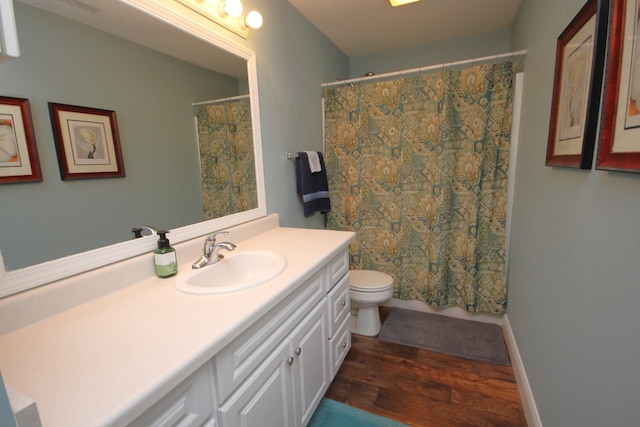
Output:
0 0 265 298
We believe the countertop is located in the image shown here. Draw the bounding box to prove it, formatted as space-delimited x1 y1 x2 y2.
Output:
0 226 355 426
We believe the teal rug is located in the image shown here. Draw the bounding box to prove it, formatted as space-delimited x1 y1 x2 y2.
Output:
308 398 409 427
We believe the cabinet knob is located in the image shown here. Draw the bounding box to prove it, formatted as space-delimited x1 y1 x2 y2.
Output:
287 357 294 366
340 300 346 307
341 341 347 349
295 347 302 356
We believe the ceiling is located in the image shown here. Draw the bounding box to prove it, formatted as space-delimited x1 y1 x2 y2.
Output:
287 0 523 57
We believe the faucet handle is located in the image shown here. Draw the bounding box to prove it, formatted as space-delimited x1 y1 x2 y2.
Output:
205 230 229 244
132 225 159 238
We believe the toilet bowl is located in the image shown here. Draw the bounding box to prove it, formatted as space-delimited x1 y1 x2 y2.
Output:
349 270 394 336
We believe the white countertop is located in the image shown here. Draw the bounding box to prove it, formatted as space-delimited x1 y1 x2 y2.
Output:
0 225 355 426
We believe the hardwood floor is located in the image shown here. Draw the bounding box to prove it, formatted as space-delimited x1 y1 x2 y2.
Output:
325 308 527 427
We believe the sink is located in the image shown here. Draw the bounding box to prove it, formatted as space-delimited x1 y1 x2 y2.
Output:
174 250 287 295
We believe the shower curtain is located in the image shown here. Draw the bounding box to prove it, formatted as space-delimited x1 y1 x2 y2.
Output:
324 61 515 314
194 96 257 220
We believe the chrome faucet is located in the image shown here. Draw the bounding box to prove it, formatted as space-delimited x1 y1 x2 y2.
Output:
192 231 237 269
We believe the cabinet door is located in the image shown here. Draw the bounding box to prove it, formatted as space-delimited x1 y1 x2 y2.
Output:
213 270 324 403
217 339 294 427
129 363 216 427
290 301 329 426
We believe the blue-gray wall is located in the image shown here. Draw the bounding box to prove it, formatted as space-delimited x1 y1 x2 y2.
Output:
509 0 640 425
0 3 239 269
349 29 511 77
242 0 349 230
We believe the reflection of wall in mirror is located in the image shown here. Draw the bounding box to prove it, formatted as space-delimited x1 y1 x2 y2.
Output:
0 3 245 270
195 95 257 220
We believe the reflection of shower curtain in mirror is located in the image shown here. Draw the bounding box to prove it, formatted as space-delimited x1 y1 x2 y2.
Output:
324 61 515 314
195 96 257 220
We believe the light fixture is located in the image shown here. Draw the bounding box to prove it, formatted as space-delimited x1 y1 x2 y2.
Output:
220 0 242 17
243 10 263 29
389 0 421 6
178 0 263 38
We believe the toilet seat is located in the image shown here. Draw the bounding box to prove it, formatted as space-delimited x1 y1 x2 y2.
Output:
349 270 394 293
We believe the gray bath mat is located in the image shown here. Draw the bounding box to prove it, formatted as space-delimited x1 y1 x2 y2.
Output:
378 307 509 365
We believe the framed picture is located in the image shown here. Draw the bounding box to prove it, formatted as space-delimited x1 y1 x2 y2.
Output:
49 103 125 180
546 0 610 169
597 0 640 172
0 96 42 184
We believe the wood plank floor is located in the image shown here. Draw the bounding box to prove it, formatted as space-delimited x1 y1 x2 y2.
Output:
324 307 527 427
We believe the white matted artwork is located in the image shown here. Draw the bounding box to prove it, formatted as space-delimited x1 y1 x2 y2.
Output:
49 103 125 180
598 0 640 172
546 0 609 169
0 96 41 184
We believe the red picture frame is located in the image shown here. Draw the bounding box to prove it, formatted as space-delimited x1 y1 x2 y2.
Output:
546 0 610 169
597 0 640 172
0 96 42 184
49 103 125 180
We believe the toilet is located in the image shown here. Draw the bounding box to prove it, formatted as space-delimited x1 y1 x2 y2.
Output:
349 270 394 336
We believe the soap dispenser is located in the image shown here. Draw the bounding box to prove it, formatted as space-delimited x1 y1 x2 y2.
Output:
154 230 178 278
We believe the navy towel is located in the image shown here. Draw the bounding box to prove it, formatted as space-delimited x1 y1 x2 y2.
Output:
295 151 331 217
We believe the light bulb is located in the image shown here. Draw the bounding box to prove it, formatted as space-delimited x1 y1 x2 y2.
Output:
244 10 263 29
222 0 243 17
389 0 421 6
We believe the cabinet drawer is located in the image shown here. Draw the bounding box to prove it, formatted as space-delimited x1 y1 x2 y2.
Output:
213 270 325 403
327 273 350 337
328 315 351 380
325 250 349 293
129 363 215 427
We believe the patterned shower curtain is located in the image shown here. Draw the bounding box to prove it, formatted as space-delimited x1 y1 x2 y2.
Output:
324 61 515 314
194 96 257 220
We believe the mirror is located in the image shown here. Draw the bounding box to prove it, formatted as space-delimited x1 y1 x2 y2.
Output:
0 0 265 297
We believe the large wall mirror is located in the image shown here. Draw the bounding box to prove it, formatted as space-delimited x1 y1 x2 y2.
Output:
0 0 265 297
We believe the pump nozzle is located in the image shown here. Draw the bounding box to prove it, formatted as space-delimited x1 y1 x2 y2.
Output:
156 230 170 249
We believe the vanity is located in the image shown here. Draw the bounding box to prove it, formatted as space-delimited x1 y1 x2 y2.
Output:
0 214 355 426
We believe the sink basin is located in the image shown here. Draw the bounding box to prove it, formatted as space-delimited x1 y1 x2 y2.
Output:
174 250 287 295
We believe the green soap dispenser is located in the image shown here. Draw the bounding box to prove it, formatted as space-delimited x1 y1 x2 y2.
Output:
154 230 178 278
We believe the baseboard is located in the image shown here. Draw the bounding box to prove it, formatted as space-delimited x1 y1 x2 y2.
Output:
502 314 542 427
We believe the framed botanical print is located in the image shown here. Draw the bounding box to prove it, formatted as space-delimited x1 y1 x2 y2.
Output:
598 0 640 172
0 96 42 184
49 103 125 180
546 0 610 169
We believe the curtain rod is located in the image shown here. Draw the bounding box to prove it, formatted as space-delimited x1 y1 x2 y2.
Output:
321 49 527 88
192 94 249 107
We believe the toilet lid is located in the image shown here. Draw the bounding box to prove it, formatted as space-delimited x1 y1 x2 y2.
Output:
349 270 394 292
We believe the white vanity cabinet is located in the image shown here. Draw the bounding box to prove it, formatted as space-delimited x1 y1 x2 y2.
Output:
214 249 350 427
217 299 328 427
129 362 217 427
0 220 357 427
